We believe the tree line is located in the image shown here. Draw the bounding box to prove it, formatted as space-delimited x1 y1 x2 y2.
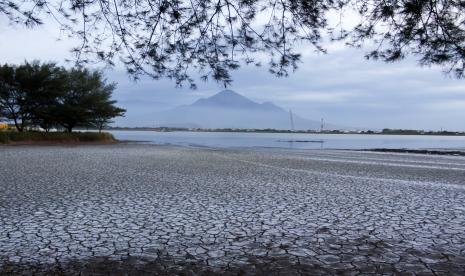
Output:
0 61 125 132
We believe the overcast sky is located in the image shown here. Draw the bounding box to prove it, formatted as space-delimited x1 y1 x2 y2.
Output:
2 19 465 131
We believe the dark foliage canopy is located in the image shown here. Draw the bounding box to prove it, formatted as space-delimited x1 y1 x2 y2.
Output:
0 61 125 132
2 0 465 86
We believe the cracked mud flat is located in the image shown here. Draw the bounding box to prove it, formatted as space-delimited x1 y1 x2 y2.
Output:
0 144 464 275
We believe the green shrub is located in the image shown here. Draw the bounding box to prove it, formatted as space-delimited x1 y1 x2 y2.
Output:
0 131 116 144
0 132 10 144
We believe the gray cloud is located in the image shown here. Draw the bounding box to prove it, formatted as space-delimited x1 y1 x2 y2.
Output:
1 19 465 130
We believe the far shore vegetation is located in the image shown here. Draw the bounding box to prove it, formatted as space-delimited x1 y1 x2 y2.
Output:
0 61 125 144
106 127 465 136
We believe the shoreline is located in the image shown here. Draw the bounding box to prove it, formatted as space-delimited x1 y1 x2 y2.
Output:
104 128 465 136
360 148 465 156
2 141 465 157
0 140 122 146
0 131 118 145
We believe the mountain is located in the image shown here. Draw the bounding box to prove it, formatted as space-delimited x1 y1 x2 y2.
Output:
190 90 283 111
154 90 337 130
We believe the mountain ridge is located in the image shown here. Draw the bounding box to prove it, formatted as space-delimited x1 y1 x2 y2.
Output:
155 90 338 130
191 90 284 112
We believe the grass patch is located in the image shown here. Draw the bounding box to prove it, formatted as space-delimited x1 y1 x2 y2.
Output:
0 131 116 144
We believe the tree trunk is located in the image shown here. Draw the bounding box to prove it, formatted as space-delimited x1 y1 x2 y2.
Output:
13 120 22 132
6 107 22 132
19 112 26 132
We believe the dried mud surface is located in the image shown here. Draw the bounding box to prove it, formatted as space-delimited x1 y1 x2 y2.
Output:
1 145 464 275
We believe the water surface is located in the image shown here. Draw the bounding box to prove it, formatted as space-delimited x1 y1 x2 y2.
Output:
110 130 465 150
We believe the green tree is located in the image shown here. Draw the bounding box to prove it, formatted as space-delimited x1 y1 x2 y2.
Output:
92 103 126 133
1 62 124 133
0 63 29 132
0 62 67 132
15 62 68 132
0 64 15 126
54 68 124 132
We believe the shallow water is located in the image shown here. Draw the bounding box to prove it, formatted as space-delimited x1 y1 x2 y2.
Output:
109 130 465 150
